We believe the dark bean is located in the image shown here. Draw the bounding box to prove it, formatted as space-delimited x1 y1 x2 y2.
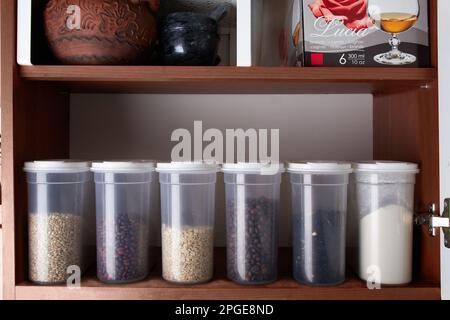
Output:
96 212 149 283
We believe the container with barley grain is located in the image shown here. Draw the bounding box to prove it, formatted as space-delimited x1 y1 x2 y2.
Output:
157 162 219 284
24 161 94 284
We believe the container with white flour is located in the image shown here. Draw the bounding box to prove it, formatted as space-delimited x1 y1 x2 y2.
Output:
351 162 419 285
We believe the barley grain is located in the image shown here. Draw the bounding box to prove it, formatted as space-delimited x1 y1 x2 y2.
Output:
162 225 213 284
29 213 83 284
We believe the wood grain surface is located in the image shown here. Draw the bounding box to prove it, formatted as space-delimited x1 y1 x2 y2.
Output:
19 66 437 94
374 83 440 284
16 249 440 300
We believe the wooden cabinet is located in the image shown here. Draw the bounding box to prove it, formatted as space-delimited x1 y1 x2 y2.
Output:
0 0 445 300
0 228 3 301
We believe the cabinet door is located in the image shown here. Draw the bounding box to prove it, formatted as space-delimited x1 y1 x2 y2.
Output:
0 0 3 301
439 0 450 300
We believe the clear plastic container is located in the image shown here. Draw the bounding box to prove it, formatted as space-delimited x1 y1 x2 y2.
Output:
24 160 93 285
92 161 156 284
346 173 358 272
288 162 352 286
351 161 419 285
222 163 284 285
157 162 219 284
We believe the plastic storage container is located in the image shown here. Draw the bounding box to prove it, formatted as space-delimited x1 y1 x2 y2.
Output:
92 161 156 284
157 162 219 284
346 172 359 272
288 162 352 286
223 163 284 285
350 161 419 285
24 160 93 284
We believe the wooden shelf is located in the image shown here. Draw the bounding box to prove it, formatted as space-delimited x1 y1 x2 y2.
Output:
15 249 440 300
15 276 441 301
19 66 437 94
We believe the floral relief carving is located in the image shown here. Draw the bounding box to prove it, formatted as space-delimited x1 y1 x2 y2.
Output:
45 0 157 64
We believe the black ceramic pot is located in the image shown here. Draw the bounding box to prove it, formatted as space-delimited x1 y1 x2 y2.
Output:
159 7 227 66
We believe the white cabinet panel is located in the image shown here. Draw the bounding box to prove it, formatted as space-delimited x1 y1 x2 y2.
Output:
439 0 450 300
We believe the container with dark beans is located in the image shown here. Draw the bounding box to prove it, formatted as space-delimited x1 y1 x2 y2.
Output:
223 163 283 285
288 162 351 287
92 161 156 284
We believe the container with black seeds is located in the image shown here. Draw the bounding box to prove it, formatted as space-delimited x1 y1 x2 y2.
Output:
223 163 284 285
288 161 351 287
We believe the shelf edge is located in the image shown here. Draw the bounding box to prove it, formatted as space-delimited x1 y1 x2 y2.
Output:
15 284 441 301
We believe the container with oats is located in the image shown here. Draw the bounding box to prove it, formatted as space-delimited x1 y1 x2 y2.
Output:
24 160 94 285
156 162 219 284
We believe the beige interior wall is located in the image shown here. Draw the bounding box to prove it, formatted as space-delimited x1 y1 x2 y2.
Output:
70 94 373 246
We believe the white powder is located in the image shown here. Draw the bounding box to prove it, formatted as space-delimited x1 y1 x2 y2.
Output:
359 204 413 285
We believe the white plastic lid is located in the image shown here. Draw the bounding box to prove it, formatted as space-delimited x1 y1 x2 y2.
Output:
222 162 285 174
287 161 353 174
353 161 419 173
24 160 91 173
156 161 220 173
91 160 155 173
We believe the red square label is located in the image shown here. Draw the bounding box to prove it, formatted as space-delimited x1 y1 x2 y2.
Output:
311 53 324 65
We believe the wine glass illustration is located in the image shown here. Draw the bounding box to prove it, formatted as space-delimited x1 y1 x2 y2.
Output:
368 0 419 65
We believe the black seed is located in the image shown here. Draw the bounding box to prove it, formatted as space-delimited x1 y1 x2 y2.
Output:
226 196 278 284
293 209 346 286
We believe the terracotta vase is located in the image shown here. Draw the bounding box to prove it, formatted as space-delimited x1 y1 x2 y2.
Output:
44 0 159 65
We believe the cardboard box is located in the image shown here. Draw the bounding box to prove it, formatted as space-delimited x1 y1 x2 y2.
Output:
302 0 429 67
279 0 304 66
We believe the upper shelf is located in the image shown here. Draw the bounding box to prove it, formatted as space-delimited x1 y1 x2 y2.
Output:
19 66 437 94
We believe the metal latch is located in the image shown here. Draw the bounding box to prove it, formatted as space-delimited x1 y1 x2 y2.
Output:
415 199 450 248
